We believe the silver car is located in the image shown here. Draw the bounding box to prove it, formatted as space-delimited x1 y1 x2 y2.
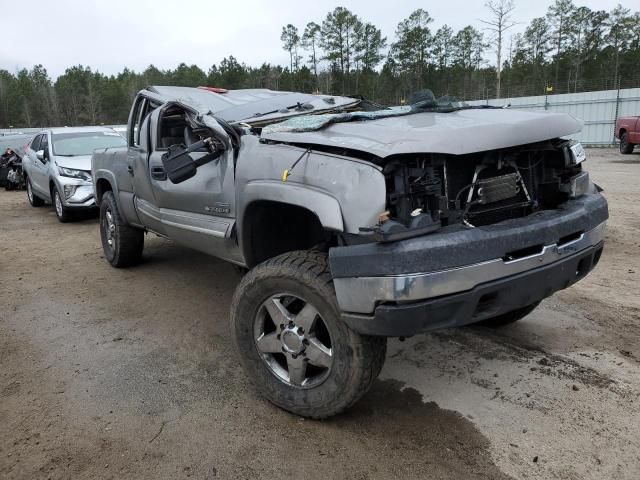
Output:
23 127 127 222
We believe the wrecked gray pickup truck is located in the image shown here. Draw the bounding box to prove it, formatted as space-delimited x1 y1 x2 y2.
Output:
92 86 608 418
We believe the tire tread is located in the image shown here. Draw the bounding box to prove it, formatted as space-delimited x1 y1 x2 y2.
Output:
230 250 386 419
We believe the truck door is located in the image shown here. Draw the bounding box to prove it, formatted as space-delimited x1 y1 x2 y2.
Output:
145 104 237 260
128 95 166 235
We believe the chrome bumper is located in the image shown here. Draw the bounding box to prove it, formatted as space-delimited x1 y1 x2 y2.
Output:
334 221 607 314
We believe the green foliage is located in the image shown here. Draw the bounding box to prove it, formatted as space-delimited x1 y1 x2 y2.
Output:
0 3 638 128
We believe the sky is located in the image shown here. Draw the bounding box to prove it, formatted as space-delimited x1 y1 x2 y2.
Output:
0 0 630 79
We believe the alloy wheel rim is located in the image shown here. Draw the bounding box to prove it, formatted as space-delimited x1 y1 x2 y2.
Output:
54 192 63 217
27 180 33 202
254 293 333 388
103 208 116 249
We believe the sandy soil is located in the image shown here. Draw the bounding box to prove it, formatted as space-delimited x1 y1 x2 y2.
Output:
1 148 638 480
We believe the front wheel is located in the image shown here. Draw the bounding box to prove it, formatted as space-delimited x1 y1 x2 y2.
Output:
230 250 387 419
53 187 73 223
99 191 144 267
620 132 635 154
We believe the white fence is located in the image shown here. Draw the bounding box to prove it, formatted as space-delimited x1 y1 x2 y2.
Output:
468 88 640 146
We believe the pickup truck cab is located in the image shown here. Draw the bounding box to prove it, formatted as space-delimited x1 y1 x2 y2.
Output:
92 86 607 418
615 116 639 154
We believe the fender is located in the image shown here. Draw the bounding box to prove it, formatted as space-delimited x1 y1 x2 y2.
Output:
241 180 344 231
93 167 143 227
93 168 119 207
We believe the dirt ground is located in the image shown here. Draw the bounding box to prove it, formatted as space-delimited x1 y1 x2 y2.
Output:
1 148 638 480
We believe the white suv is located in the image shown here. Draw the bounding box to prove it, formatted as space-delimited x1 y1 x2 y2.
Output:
23 127 126 222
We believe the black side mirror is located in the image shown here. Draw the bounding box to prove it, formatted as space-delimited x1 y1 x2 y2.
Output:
162 145 197 184
161 138 221 184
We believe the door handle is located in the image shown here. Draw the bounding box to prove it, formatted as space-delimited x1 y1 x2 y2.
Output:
151 166 167 181
127 165 134 176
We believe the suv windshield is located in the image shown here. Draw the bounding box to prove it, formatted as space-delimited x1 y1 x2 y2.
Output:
52 131 126 156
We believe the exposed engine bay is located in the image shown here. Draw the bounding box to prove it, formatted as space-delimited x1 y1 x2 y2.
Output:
366 139 589 242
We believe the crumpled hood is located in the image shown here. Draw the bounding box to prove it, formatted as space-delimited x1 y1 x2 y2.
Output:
260 108 583 157
54 154 92 171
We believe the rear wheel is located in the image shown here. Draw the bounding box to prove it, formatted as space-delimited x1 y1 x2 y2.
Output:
620 132 635 154
479 301 541 328
26 177 45 207
230 250 387 419
53 187 72 223
100 191 144 267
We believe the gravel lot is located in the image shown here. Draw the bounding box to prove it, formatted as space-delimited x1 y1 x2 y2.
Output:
1 148 638 480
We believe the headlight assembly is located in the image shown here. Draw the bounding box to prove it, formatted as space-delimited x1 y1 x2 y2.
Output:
57 166 92 181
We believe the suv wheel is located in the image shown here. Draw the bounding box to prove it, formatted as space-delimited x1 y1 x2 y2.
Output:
620 132 635 154
26 177 45 207
53 187 72 223
231 250 387 419
100 191 144 267
479 301 541 328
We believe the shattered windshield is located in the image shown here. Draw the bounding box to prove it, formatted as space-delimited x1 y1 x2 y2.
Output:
262 90 490 135
407 90 469 112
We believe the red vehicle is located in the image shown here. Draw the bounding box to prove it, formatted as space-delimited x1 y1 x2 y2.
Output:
615 116 640 154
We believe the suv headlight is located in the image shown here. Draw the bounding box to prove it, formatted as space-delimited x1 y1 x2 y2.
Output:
58 166 92 181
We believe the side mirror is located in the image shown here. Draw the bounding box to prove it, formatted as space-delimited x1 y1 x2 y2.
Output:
161 139 220 184
36 150 45 161
163 148 197 184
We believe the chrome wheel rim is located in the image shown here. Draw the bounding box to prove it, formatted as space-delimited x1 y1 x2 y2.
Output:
102 208 116 249
27 180 33 202
54 191 63 217
254 293 333 388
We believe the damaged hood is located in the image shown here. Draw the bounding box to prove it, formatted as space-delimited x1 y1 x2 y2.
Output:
260 108 583 157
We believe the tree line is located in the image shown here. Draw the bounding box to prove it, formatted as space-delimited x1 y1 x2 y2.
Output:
1 0 638 128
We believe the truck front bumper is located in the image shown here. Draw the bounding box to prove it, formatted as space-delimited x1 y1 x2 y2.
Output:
329 193 608 336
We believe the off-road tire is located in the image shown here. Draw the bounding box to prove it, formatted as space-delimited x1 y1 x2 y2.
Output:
100 191 144 267
26 176 45 207
230 250 387 419
480 301 541 328
52 186 72 223
620 132 635 154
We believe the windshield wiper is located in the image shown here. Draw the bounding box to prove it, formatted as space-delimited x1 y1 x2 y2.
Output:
252 102 315 118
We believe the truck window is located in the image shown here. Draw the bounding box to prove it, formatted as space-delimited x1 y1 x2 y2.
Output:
130 97 148 148
157 107 189 150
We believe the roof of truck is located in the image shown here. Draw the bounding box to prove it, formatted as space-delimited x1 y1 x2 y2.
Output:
145 86 360 125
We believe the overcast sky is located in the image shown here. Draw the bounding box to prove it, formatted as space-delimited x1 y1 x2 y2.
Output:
0 0 629 79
